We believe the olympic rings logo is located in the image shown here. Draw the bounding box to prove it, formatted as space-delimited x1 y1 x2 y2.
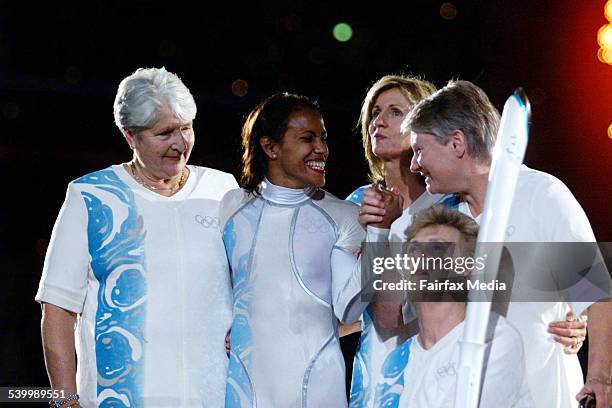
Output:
195 214 219 229
436 362 457 377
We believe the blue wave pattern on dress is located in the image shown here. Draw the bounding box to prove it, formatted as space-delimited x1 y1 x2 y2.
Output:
347 184 458 407
346 185 369 207
373 338 412 408
347 185 417 408
349 308 373 407
224 199 262 408
346 185 379 407
440 194 462 210
75 168 146 407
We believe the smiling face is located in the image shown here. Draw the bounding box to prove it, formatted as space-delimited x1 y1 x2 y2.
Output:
126 104 194 179
368 87 413 160
267 108 328 189
409 131 458 194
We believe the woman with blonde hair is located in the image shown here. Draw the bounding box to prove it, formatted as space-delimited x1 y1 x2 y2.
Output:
349 76 590 408
345 74 447 408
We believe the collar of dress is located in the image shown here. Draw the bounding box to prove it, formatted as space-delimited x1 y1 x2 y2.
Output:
260 177 317 205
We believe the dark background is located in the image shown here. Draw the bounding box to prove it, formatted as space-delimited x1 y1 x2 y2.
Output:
1 0 610 390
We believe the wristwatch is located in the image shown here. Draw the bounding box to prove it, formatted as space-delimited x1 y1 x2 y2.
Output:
49 393 79 408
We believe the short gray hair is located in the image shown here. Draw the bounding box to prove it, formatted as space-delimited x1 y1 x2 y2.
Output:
113 67 197 132
402 80 499 163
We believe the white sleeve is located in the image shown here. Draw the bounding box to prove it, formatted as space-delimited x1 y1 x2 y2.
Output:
334 210 366 253
538 177 596 242
330 210 369 323
364 226 417 324
219 188 248 231
365 226 390 242
534 177 609 314
331 247 370 324
224 172 239 192
35 183 90 313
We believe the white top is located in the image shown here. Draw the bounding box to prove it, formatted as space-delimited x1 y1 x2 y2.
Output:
221 181 366 408
388 191 446 242
347 187 448 408
453 166 601 408
398 315 534 408
349 166 606 408
36 164 238 407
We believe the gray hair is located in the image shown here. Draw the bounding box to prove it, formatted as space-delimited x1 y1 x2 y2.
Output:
402 80 499 163
113 67 197 132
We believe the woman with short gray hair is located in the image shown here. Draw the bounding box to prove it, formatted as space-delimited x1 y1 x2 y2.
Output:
36 67 237 407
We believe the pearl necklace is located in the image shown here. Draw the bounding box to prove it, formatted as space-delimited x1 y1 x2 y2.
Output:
129 161 187 194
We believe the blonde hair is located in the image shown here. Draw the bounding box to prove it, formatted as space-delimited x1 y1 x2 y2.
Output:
359 75 436 187
406 204 479 257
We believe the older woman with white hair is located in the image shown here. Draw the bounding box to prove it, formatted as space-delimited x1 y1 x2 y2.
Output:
36 67 237 408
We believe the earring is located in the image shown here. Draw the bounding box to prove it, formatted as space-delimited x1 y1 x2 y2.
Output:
271 153 277 159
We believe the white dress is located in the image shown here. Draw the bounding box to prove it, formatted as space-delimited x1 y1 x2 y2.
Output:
346 186 448 408
221 180 367 408
36 164 237 407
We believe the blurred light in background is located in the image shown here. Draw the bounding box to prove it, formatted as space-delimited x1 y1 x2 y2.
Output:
231 79 249 97
598 1 612 65
440 2 457 20
333 23 353 42
3 102 19 120
597 23 612 48
597 47 612 64
608 123 612 139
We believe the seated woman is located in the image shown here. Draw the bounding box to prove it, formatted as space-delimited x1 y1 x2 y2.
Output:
397 205 534 407
221 93 370 407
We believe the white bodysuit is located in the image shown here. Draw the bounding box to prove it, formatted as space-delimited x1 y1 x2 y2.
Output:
221 180 368 408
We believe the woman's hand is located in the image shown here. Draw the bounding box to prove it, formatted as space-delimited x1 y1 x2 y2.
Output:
548 311 587 354
358 187 403 229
